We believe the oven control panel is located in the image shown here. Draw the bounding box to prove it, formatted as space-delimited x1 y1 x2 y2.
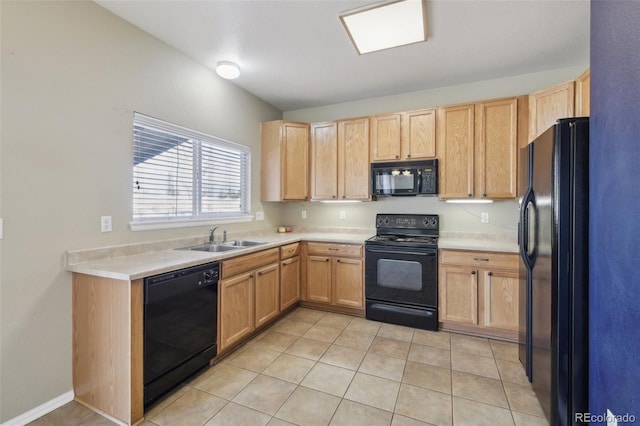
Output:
375 214 439 230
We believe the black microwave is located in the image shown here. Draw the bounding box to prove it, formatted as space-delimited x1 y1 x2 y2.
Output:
371 159 438 196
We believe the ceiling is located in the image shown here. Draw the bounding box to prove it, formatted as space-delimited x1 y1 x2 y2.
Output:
95 0 590 111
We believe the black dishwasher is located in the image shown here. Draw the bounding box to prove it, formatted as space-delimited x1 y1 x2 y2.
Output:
144 261 218 408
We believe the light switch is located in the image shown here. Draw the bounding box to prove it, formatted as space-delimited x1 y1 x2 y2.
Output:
101 216 112 232
256 211 265 221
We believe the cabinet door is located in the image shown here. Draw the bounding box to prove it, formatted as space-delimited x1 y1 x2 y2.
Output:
475 98 518 199
304 255 332 303
482 269 519 331
528 81 575 142
310 122 338 200
333 257 364 308
338 118 370 200
255 263 280 328
370 114 401 162
402 108 436 159
437 104 475 199
282 122 309 200
439 266 478 325
219 272 254 350
280 256 300 311
575 68 590 117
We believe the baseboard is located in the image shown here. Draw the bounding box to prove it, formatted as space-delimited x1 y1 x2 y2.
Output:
1 390 74 426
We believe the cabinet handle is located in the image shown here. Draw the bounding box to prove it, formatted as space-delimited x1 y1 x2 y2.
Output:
333 195 336 199
282 263 287 267
471 271 476 275
325 258 330 262
482 193 487 198
473 257 490 262
342 195 346 199
328 248 339 251
468 193 473 197
258 272 263 276
407 154 411 158
488 272 493 276
337 259 341 263
249 274 254 278
395 155 399 159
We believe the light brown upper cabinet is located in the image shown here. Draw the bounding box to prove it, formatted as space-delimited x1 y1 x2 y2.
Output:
437 104 475 199
370 109 436 162
475 98 519 199
310 118 369 200
310 122 338 200
438 98 519 200
575 68 591 117
339 118 370 200
528 81 575 143
261 120 309 201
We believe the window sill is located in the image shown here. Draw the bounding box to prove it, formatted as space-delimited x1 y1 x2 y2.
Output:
129 215 253 232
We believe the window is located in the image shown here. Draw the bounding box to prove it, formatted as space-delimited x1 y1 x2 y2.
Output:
131 113 250 230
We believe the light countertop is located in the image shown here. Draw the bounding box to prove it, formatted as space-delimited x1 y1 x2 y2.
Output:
65 230 518 281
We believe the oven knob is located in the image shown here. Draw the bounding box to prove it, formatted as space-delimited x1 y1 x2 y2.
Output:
376 217 384 226
383 217 390 225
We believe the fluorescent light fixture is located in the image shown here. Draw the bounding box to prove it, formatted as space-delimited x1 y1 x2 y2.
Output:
319 200 363 203
216 61 240 79
340 0 427 54
445 199 494 204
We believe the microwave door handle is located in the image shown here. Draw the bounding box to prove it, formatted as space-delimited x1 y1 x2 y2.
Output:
417 168 422 193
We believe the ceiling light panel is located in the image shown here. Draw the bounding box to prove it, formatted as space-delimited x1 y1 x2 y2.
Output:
341 0 427 54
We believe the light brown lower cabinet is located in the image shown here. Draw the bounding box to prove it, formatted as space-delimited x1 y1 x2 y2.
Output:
72 274 144 425
439 249 519 341
219 247 280 352
301 242 364 314
280 243 301 311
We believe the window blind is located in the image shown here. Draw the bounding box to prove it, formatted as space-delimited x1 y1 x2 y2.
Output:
132 113 250 222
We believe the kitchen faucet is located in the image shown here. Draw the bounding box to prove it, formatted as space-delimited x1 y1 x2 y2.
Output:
209 227 218 244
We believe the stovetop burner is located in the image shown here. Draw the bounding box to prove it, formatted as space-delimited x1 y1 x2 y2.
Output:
367 214 440 248
367 235 439 247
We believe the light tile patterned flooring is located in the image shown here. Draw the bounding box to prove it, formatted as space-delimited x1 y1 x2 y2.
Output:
30 308 549 426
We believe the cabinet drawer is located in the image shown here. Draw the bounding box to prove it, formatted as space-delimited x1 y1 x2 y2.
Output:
440 249 518 270
280 243 300 259
222 248 280 279
306 242 362 258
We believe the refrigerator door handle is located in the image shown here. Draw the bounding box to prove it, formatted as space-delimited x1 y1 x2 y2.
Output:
519 188 536 269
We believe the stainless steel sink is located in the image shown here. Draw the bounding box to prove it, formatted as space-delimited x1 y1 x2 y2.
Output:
221 240 265 247
177 244 240 252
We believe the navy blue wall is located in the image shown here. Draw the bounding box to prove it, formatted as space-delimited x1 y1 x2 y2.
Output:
590 1 640 422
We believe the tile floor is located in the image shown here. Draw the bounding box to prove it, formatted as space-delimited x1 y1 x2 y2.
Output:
29 308 549 426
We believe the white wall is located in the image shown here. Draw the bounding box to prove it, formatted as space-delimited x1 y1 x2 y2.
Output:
282 65 588 234
0 1 281 421
284 65 587 123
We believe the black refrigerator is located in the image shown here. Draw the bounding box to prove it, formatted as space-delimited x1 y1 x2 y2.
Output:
518 117 589 425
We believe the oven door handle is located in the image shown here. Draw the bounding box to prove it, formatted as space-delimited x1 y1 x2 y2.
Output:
365 247 435 256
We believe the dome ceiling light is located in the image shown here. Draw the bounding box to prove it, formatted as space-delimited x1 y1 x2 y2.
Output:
216 61 240 79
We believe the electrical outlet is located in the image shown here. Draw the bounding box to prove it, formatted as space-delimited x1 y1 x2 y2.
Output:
339 210 346 220
100 216 112 232
255 211 264 221
301 210 307 219
481 212 489 223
